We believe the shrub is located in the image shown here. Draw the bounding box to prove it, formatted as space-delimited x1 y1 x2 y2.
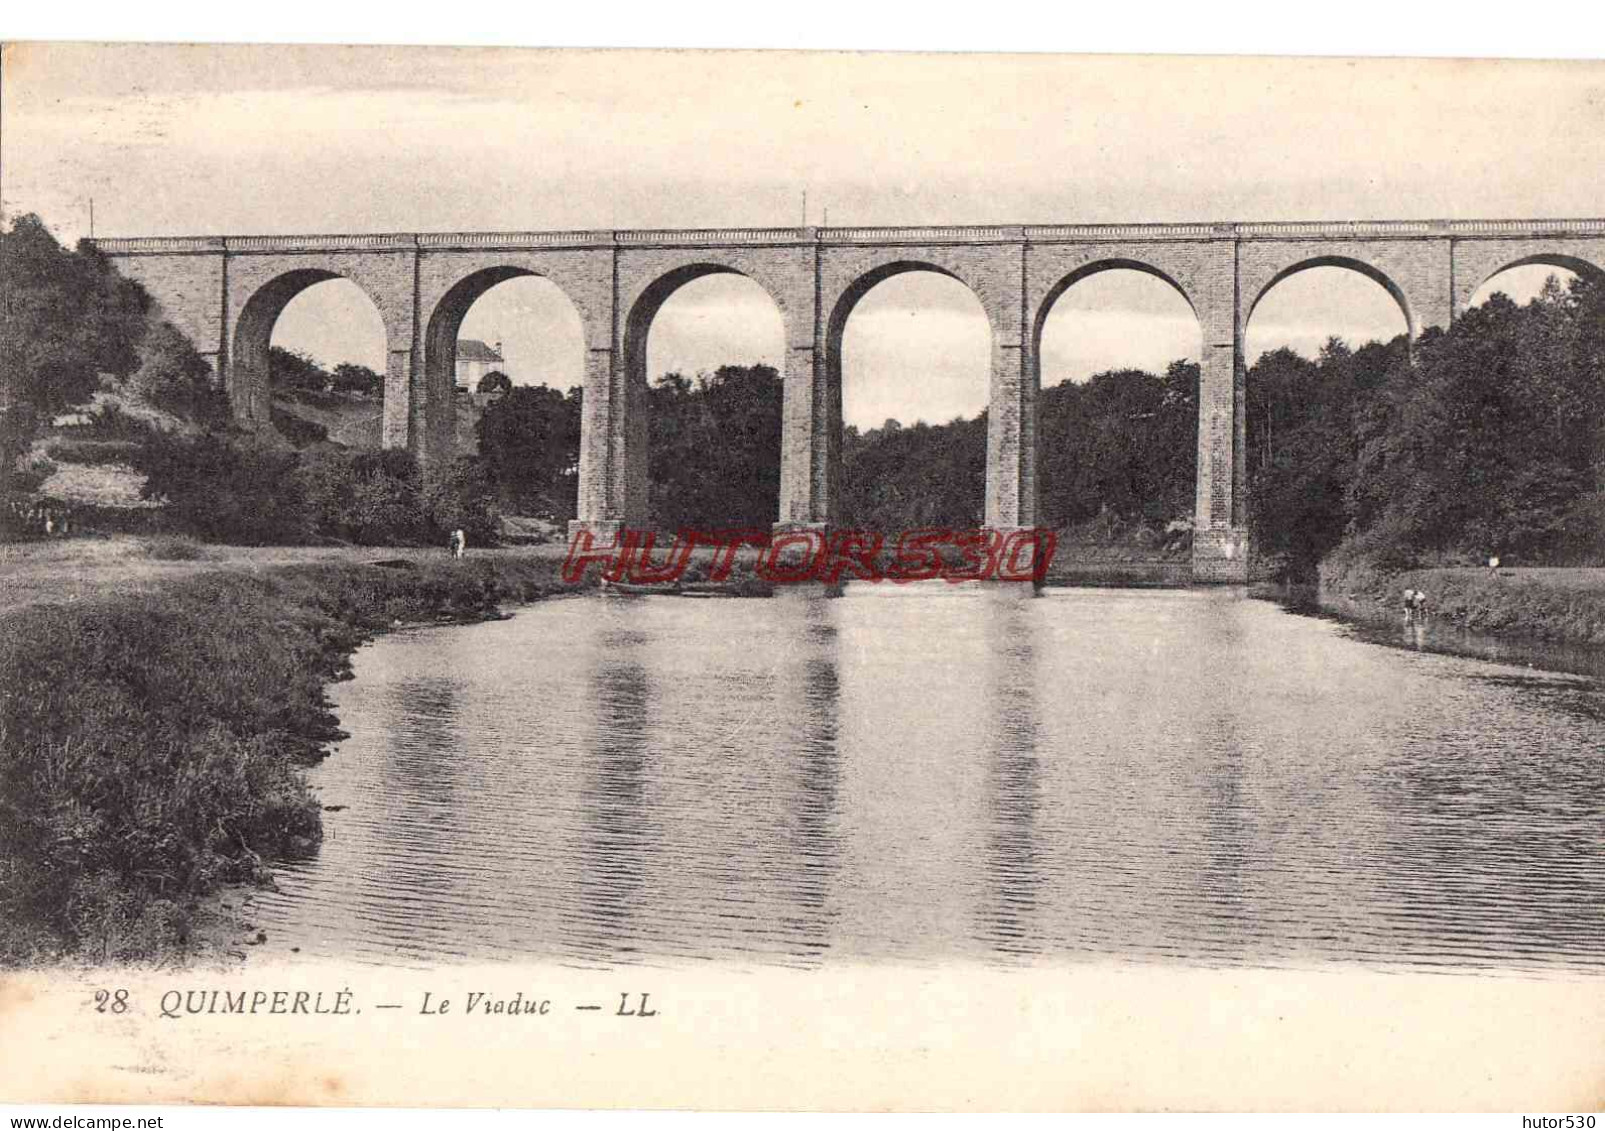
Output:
330 363 384 397
128 320 227 425
84 402 154 441
8 456 58 495
129 428 501 549
422 455 502 547
300 448 425 545
133 431 314 545
144 535 206 561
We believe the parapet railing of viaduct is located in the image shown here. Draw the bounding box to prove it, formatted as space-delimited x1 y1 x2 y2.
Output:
90 218 1605 255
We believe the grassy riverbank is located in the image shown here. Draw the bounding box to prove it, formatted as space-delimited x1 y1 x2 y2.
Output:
1319 554 1605 647
0 540 581 965
0 535 566 609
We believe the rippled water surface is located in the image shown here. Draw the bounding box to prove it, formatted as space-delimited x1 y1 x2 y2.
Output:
254 586 1605 973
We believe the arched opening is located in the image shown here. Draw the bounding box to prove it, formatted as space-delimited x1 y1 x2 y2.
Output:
427 269 586 527
623 268 785 532
1243 262 1413 575
828 265 991 532
458 275 586 390
1247 260 1412 363
1034 264 1201 556
237 271 388 447
1466 256 1600 308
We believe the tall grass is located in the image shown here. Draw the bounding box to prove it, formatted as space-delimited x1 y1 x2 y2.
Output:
1320 555 1605 646
0 553 576 964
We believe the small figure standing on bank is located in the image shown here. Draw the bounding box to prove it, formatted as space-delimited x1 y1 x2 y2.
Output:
449 528 467 560
1411 588 1429 622
1403 587 1417 623
1487 555 1501 579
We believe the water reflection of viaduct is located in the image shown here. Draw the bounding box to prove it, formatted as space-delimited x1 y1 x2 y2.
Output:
569 589 1047 964
569 595 846 965
95 220 1605 580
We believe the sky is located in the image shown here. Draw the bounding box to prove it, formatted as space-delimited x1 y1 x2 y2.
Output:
4 44 1602 425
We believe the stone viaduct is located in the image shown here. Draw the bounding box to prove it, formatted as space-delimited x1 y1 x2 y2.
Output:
92 219 1605 581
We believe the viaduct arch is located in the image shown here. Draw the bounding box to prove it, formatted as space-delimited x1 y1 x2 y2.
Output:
1033 259 1204 536
231 268 372 431
618 263 790 529
824 260 997 530
95 218 1605 582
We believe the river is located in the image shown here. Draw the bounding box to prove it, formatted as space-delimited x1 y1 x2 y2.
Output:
252 585 1605 974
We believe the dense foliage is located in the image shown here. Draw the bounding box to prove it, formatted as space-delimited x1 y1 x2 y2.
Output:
2 213 225 489
1254 275 1605 574
470 365 785 532
268 346 382 397
1 214 149 420
134 432 311 543
474 383 581 521
1039 360 1199 531
837 362 1198 538
841 414 986 531
476 369 514 395
133 433 500 547
1246 338 1407 572
128 319 227 424
648 364 783 532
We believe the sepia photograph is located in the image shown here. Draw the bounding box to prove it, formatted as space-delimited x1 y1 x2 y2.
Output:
1 27 1603 1115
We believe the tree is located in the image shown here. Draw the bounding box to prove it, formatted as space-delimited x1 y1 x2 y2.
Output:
1246 335 1407 573
268 347 332 394
423 455 502 546
840 413 985 532
647 364 783 531
477 370 514 396
129 319 226 423
1 214 150 416
133 431 314 545
1 214 151 488
833 362 1203 540
473 383 581 520
296 448 425 545
1241 273 1605 573
1035 363 1197 533
331 362 384 396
